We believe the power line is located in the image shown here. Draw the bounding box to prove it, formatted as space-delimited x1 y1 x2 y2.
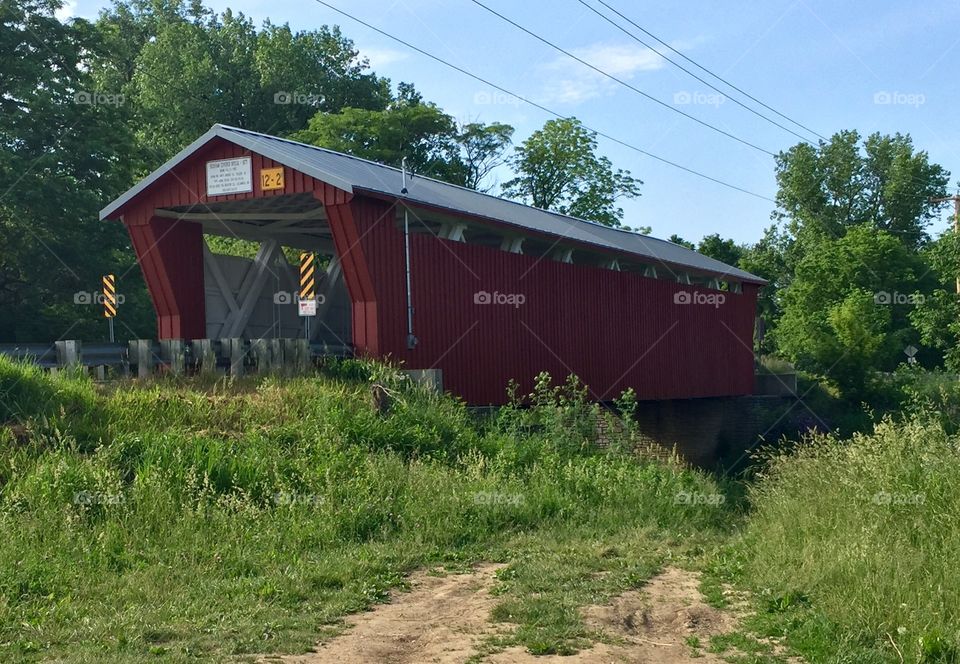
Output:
468 0 775 156
574 0 819 145
310 0 775 202
591 0 828 142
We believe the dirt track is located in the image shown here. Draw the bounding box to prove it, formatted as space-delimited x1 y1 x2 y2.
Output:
260 565 746 663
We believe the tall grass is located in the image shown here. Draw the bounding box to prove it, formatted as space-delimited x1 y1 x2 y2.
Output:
0 358 731 661
733 416 960 663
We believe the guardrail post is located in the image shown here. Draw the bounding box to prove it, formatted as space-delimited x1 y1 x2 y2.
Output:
55 340 82 372
160 339 185 376
221 338 245 377
251 338 271 373
269 339 282 373
191 339 217 375
129 339 153 379
292 338 311 374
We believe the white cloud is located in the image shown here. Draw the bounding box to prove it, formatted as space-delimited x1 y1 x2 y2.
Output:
539 42 668 104
359 47 410 69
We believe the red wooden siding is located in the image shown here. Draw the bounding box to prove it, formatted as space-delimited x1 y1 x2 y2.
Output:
109 139 758 404
117 138 352 339
340 196 757 405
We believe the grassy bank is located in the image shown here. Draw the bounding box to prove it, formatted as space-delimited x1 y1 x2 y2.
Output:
4 356 958 663
0 359 732 662
718 416 960 663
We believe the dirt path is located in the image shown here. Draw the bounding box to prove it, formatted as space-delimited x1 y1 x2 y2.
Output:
260 565 746 663
261 564 507 664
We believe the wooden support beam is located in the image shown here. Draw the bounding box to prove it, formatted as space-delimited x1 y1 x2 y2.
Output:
500 236 524 254
440 223 467 242
311 257 343 342
155 208 327 222
553 248 573 263
223 240 280 338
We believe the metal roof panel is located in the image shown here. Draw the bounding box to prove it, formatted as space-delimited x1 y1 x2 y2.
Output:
100 124 764 284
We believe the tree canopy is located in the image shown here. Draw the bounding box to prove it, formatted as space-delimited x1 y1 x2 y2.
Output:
503 118 642 227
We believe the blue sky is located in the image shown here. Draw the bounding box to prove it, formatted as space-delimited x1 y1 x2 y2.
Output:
64 0 960 245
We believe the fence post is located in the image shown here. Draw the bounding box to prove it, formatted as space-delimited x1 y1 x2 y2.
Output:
269 339 282 373
251 338 271 373
129 339 153 378
160 339 185 376
281 338 309 375
294 338 310 374
191 339 217 375
221 338 245 377
55 340 82 371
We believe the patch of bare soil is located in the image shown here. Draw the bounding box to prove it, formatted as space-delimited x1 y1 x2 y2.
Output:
259 563 507 664
488 567 735 663
261 565 753 663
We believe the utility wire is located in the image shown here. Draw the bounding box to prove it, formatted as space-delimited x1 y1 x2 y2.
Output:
575 0 818 145
591 0 828 141
468 0 775 156
310 0 775 202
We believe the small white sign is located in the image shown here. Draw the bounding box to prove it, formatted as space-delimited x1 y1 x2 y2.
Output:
206 157 252 196
298 299 317 317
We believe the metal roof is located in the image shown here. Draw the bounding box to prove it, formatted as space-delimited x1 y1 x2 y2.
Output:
100 124 764 284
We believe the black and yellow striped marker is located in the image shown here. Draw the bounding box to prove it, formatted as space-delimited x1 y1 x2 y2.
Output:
299 253 315 301
102 274 117 318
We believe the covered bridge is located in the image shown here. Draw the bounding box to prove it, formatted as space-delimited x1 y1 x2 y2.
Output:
100 124 764 405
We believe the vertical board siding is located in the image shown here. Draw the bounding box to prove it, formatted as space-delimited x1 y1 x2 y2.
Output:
344 196 757 405
110 137 757 404
117 138 353 341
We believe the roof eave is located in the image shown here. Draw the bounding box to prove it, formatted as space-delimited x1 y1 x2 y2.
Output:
356 188 767 285
99 124 356 222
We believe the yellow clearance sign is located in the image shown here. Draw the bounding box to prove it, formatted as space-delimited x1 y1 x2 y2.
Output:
260 167 284 191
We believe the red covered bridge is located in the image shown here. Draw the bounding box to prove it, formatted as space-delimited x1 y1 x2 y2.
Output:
100 124 764 405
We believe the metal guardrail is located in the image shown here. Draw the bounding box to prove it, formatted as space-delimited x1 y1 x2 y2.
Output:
0 339 352 377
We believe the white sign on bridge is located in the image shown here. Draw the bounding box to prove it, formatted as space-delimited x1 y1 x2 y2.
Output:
206 157 252 196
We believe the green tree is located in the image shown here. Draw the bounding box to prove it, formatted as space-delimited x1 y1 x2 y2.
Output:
294 85 513 189
696 233 744 266
773 225 930 395
739 224 791 351
775 130 948 251
0 0 152 341
910 225 960 370
293 85 461 182
456 121 514 192
503 118 641 227
93 0 390 160
757 131 950 369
